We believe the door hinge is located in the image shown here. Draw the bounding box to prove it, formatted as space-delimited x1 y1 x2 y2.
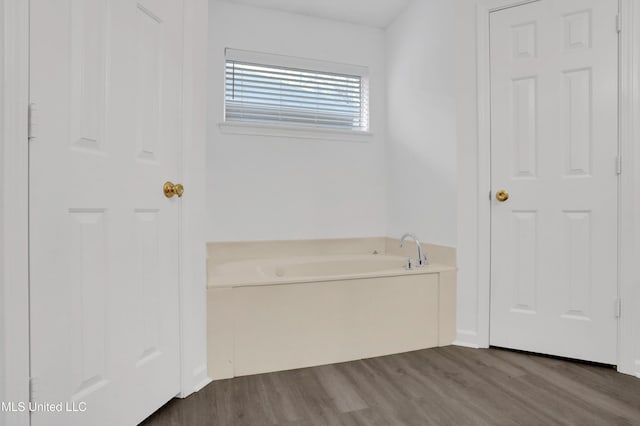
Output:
616 14 622 33
28 102 37 140
616 155 622 175
615 298 622 318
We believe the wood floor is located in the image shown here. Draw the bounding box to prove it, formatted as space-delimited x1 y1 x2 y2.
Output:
141 346 640 425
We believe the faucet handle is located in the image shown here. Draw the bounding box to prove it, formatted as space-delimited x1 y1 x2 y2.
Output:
405 257 413 270
418 254 428 267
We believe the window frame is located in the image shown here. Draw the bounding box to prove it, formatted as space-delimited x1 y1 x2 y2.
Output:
220 49 373 141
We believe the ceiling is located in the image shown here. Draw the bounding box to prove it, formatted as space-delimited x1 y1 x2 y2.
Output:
217 0 412 28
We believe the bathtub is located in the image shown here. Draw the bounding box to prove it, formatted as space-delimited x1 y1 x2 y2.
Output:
211 254 444 286
207 244 456 380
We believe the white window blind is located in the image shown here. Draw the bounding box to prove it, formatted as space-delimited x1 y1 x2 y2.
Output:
225 52 369 132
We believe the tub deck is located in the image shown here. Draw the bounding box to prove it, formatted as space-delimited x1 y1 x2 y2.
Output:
209 254 455 287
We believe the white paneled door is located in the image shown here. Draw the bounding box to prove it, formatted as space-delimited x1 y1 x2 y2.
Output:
29 0 184 425
489 0 619 364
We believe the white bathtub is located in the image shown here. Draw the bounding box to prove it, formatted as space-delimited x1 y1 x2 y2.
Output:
210 254 443 286
207 249 456 380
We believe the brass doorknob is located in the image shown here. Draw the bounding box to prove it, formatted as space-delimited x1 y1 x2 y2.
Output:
163 181 184 198
495 189 509 202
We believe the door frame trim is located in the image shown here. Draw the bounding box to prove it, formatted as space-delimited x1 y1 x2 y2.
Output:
475 0 638 375
177 0 211 397
1 1 210 423
1 0 30 424
617 0 639 377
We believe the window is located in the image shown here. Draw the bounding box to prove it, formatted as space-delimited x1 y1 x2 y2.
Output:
224 49 369 133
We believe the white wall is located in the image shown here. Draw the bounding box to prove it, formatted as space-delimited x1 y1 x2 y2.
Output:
385 0 457 248
386 0 457 246
207 1 388 242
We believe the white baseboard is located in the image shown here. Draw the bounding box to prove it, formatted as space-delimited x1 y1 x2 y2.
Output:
178 363 212 398
190 363 212 394
452 340 481 349
452 329 487 349
191 376 213 394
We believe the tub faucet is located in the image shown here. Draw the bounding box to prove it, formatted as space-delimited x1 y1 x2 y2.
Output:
400 233 428 268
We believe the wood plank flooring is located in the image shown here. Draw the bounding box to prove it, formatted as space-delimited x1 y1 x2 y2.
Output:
141 346 640 425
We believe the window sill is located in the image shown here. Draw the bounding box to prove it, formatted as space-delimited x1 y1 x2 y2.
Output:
218 122 373 142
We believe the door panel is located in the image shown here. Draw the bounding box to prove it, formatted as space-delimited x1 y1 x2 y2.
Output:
489 0 618 364
29 0 183 425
